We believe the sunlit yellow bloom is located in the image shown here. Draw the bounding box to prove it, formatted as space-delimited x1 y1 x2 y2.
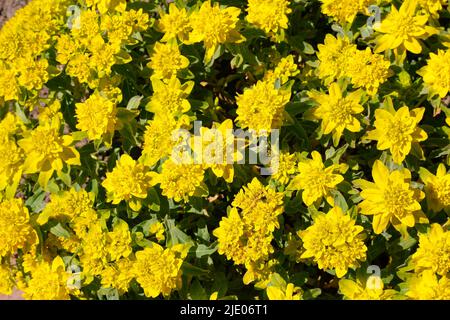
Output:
149 222 165 242
405 270 450 300
133 243 190 298
288 151 344 206
267 282 302 300
188 1 244 61
366 106 427 164
159 158 205 202
100 259 134 294
271 152 297 185
0 264 14 295
374 0 438 55
299 206 367 278
419 164 450 212
20 255 71 300
243 259 277 289
417 49 450 98
339 277 398 300
418 0 447 15
76 92 117 142
356 160 427 235
308 83 364 144
320 0 374 24
412 224 450 276
140 115 191 167
246 0 291 36
236 79 291 132
0 198 37 258
190 119 241 183
147 42 190 80
85 0 127 15
106 219 132 261
214 178 284 265
146 77 193 119
264 55 300 85
18 117 80 187
157 3 191 43
102 154 159 211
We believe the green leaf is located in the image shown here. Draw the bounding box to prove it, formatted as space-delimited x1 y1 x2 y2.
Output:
127 95 143 110
50 223 71 238
195 243 218 258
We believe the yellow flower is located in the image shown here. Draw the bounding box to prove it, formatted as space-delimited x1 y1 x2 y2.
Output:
18 117 80 188
316 35 391 94
345 48 391 95
233 178 284 234
356 160 427 235
0 64 19 102
102 154 159 211
133 243 189 298
308 83 364 144
157 3 191 43
0 198 37 258
243 260 277 288
213 207 248 265
246 0 291 36
140 115 191 167
316 34 356 82
146 76 194 119
418 0 447 15
271 152 297 185
66 53 93 85
159 158 206 202
214 178 284 265
147 42 189 81
188 1 245 62
85 0 127 15
149 221 165 242
80 222 109 277
0 139 23 195
190 119 241 183
366 106 428 164
106 219 132 261
288 151 344 206
17 58 49 91
299 206 367 278
405 270 450 300
339 278 398 300
20 255 71 300
419 164 450 212
0 264 14 295
267 282 302 300
411 224 450 276
265 55 300 85
320 0 374 24
100 259 134 294
37 188 97 237
417 49 450 98
236 79 291 132
374 0 438 55
76 93 117 142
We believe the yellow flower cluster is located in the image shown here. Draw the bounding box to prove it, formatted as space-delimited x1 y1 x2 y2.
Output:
1 0 450 301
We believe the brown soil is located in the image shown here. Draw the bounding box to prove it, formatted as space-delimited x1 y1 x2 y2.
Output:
0 0 30 27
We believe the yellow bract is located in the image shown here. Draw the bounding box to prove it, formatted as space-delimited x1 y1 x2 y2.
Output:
187 0 245 62
374 0 438 56
102 154 159 211
320 0 374 24
246 0 291 37
365 106 427 164
356 160 427 235
417 49 450 98
420 164 450 212
133 243 190 298
288 151 344 206
308 82 364 145
236 79 291 132
299 206 367 278
339 278 398 300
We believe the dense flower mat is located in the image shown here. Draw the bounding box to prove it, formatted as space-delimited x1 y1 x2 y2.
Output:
0 0 449 300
